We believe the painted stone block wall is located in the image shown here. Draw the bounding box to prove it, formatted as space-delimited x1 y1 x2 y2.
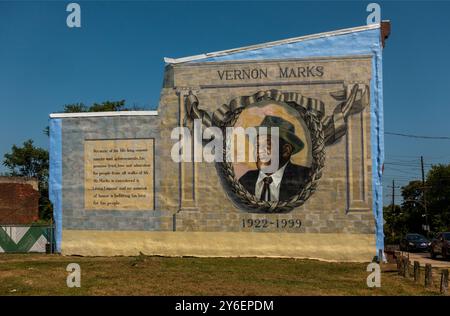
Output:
59 116 173 232
159 57 375 235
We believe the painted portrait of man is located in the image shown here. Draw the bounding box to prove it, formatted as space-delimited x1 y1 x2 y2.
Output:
238 115 311 202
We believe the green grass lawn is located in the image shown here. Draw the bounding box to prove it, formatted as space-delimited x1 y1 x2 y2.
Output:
0 254 443 296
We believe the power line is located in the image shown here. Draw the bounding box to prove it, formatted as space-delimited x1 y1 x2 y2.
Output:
384 162 433 168
385 132 450 140
385 154 450 162
383 166 421 175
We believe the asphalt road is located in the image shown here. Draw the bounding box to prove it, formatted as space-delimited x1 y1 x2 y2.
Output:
404 251 450 268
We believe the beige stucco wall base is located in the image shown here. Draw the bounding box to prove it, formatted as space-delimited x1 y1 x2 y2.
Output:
62 230 375 262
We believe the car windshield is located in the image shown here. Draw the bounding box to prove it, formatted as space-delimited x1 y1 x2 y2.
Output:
443 233 450 240
407 234 426 241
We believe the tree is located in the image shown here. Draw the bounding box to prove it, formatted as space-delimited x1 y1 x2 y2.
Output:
62 103 88 113
61 100 126 113
426 164 450 232
3 139 52 220
3 139 48 181
44 100 132 136
383 204 403 244
384 164 450 243
400 180 428 235
87 100 126 112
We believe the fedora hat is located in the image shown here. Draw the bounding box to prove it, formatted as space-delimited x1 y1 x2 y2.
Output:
257 115 304 154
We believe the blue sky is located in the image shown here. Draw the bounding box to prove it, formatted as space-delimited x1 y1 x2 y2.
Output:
1 1 450 204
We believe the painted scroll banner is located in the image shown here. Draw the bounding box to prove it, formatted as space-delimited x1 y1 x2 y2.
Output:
84 139 155 211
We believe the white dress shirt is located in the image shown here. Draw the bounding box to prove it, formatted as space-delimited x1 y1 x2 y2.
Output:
255 162 288 201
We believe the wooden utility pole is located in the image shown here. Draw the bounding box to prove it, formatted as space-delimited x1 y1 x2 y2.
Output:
420 156 429 235
392 179 395 214
388 179 400 241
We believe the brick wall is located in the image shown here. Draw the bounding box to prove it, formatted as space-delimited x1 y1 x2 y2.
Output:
0 177 40 224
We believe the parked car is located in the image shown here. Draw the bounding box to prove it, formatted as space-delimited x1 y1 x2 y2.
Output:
399 233 430 252
430 232 450 259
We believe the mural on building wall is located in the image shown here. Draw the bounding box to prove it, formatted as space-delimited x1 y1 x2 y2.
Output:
184 85 369 213
49 23 390 259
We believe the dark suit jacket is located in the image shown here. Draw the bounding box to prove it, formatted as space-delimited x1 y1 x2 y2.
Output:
238 162 311 201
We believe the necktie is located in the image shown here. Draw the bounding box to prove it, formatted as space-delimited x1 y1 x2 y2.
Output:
260 176 273 201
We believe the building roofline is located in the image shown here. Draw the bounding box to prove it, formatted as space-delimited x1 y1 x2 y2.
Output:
0 176 39 191
49 111 158 118
164 23 384 65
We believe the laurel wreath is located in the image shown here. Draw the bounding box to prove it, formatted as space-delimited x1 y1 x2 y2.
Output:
212 90 326 213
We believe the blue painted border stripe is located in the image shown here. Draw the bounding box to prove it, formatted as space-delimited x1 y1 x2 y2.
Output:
372 43 385 255
49 118 62 253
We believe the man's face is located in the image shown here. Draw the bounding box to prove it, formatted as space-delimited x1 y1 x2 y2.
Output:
256 134 294 174
256 134 273 170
